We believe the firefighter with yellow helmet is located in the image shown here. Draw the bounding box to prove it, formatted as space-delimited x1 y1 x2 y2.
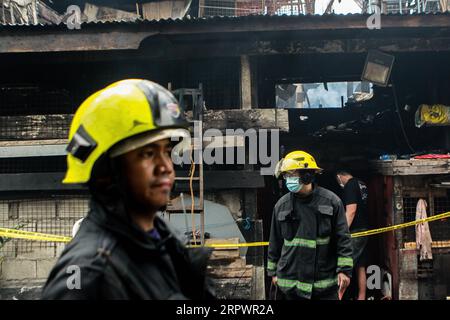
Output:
42 79 214 300
268 150 353 300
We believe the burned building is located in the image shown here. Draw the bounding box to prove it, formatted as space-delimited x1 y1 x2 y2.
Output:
0 0 449 300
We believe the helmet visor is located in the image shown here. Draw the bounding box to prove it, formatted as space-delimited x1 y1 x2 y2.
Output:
109 128 190 158
274 157 322 178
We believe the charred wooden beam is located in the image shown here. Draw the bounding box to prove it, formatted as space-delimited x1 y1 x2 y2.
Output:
0 30 157 53
0 170 265 192
370 159 450 176
198 109 289 132
2 14 450 53
240 55 252 110
0 110 287 141
0 114 72 141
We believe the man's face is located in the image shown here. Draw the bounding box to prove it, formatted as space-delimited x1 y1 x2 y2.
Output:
118 138 174 212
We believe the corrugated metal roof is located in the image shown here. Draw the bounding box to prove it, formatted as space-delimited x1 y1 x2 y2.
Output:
1 12 450 29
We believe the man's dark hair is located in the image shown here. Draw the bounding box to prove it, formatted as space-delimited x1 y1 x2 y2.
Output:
336 169 352 177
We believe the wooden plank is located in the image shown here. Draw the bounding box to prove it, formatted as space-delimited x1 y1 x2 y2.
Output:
194 109 289 132
207 265 253 278
404 241 450 249
0 139 68 147
210 249 240 260
0 143 67 158
240 55 252 110
202 135 245 149
0 30 157 53
370 159 450 176
0 114 72 141
208 258 247 268
3 14 450 54
253 266 266 300
0 110 287 141
0 172 82 192
173 170 265 190
0 171 265 192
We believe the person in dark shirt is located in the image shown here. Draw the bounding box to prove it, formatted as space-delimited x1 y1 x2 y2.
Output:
336 170 369 300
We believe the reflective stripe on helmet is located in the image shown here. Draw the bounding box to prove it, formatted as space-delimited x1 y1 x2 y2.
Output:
66 125 97 162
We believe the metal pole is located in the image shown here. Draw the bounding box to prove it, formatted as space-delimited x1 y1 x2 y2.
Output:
198 120 205 245
180 193 190 238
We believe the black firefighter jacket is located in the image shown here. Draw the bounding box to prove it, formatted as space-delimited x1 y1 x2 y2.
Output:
267 186 353 299
41 193 215 300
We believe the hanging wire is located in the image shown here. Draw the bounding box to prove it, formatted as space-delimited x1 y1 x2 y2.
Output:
189 142 197 244
392 83 415 153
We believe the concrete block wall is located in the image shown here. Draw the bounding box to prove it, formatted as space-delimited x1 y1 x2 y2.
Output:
399 248 419 300
0 196 88 282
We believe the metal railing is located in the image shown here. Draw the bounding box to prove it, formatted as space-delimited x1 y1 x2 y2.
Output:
197 0 445 17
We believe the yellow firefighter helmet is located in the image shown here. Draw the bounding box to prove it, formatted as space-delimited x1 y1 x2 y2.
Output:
274 150 322 178
63 79 190 184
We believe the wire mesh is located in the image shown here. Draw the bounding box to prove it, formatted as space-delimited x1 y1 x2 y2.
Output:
402 197 420 243
431 197 450 241
171 58 241 109
0 86 74 141
0 195 89 258
402 195 450 244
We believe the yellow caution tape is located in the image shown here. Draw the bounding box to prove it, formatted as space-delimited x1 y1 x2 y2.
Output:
189 242 270 248
1 211 449 248
350 211 450 238
0 228 71 243
191 211 450 248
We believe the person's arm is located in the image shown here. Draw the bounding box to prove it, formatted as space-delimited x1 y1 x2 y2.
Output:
345 203 357 228
267 208 283 283
343 180 359 228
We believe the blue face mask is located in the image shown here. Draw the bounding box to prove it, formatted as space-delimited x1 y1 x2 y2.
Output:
285 177 303 193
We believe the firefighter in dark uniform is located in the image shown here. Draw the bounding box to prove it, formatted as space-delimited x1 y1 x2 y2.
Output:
267 151 353 300
41 79 214 300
